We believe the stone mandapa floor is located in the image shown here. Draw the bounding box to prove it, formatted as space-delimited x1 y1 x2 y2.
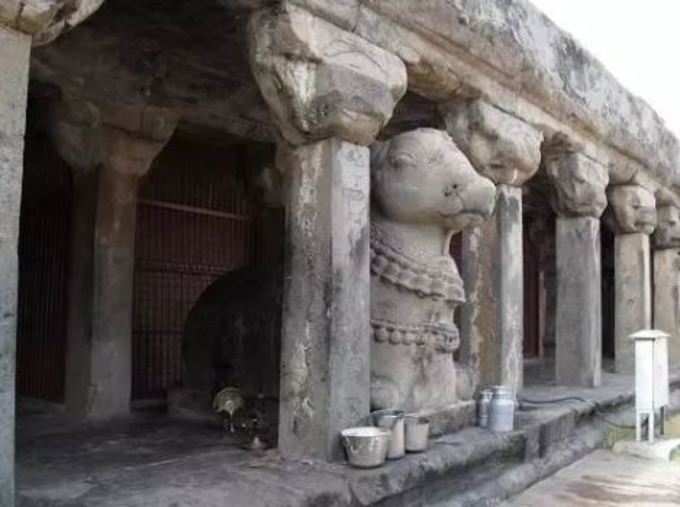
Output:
16 367 680 507
503 449 680 506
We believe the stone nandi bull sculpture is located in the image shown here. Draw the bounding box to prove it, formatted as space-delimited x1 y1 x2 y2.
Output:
370 128 496 413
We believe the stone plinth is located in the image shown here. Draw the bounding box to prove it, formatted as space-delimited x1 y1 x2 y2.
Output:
555 217 602 387
0 26 30 507
277 138 370 461
654 250 680 367
614 233 652 374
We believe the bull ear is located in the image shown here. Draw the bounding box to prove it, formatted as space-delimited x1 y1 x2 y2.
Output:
370 139 390 170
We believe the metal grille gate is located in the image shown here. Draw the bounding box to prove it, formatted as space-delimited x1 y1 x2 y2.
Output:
131 141 254 401
16 135 71 402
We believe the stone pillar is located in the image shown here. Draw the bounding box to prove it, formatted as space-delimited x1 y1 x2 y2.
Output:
51 103 177 418
249 4 406 460
442 100 543 394
652 205 680 366
545 142 609 387
608 185 656 373
0 25 31 507
555 216 602 386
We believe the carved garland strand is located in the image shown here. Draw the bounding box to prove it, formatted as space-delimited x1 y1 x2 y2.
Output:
370 225 465 303
371 319 460 353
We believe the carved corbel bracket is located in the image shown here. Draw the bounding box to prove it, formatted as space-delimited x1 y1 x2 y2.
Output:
248 3 407 147
543 136 609 218
654 205 680 249
440 99 543 186
0 0 105 46
607 184 657 235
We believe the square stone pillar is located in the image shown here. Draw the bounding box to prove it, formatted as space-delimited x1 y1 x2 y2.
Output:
494 184 524 392
278 139 370 460
441 100 543 395
248 4 406 460
51 106 176 419
608 185 656 374
653 248 680 366
544 143 608 387
0 26 30 506
614 233 652 373
64 172 99 416
555 217 602 387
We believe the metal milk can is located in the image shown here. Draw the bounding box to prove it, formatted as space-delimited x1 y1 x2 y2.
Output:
372 409 405 459
488 385 515 432
478 389 493 428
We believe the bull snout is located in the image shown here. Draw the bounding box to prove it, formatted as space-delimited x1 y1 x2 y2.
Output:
460 175 496 220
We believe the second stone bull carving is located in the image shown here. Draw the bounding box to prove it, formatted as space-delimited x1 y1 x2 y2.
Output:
370 128 496 413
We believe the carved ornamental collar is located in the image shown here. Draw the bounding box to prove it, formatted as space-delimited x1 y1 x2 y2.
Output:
370 224 465 303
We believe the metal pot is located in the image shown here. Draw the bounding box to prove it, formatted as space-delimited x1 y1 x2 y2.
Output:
341 426 392 468
372 409 405 459
488 385 515 432
405 415 430 452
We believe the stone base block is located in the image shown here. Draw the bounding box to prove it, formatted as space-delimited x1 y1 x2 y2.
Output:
416 400 476 437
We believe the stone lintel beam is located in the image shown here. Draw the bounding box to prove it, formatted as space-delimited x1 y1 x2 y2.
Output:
441 99 543 187
0 0 104 46
546 139 607 387
248 3 407 147
654 205 680 250
607 184 657 236
0 25 31 507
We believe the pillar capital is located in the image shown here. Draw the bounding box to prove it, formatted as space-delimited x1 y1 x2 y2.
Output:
543 137 609 218
654 204 680 249
440 99 543 186
49 98 103 177
607 184 656 235
0 0 104 46
248 3 407 147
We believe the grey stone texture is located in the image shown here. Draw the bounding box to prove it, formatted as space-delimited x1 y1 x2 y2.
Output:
494 185 524 393
248 3 407 147
555 217 602 387
614 233 652 374
0 0 103 45
276 138 371 461
442 102 542 396
64 171 99 417
369 128 495 413
0 25 30 507
544 143 609 218
441 99 543 186
355 1 680 191
607 185 657 235
608 185 655 374
50 106 176 418
654 205 680 250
